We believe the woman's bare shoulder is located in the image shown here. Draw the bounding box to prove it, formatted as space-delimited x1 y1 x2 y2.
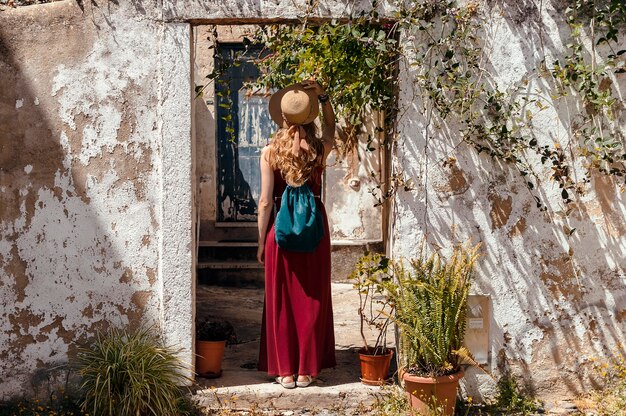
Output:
261 144 272 162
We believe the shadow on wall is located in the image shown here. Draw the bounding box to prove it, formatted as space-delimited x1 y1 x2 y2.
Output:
393 0 626 402
493 0 626 398
0 0 162 399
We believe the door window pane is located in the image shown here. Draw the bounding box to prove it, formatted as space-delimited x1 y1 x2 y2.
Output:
216 44 273 222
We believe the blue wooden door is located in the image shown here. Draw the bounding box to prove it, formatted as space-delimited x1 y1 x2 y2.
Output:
216 44 273 223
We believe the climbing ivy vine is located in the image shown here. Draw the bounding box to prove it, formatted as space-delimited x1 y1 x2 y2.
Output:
549 0 626 194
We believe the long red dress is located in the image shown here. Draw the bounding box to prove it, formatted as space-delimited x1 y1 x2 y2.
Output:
258 167 336 377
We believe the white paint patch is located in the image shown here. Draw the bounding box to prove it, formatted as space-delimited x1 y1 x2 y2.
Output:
15 99 23 109
78 105 123 165
58 131 72 170
0 11 164 400
34 97 40 106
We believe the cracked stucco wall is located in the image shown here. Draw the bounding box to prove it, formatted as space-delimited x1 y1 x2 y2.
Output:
392 0 626 405
0 0 169 399
1 0 624 406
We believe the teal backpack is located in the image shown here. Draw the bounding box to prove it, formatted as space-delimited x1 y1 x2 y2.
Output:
274 182 324 252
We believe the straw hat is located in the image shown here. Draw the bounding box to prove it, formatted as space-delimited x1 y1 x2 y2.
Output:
269 83 319 128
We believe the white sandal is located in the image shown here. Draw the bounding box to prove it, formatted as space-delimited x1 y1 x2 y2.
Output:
275 375 296 389
296 375 315 387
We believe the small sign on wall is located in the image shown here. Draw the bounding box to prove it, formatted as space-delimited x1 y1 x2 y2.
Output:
464 295 490 365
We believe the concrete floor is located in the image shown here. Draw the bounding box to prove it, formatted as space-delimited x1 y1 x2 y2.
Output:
193 283 397 414
191 284 584 415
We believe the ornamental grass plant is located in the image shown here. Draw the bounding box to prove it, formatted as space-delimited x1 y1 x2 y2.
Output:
76 326 192 416
388 242 480 377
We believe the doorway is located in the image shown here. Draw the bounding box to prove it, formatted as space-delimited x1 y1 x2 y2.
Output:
190 22 391 393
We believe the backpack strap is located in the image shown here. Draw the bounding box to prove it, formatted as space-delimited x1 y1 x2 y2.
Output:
273 181 321 204
274 193 320 212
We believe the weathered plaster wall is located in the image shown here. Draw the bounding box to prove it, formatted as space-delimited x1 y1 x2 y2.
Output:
392 0 626 405
193 25 218 238
2 0 624 406
0 0 168 398
159 20 195 373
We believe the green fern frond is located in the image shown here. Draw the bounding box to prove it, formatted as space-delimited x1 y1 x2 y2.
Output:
389 241 481 377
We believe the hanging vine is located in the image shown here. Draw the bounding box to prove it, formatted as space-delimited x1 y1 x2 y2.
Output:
547 0 626 189
250 14 399 164
197 0 625 212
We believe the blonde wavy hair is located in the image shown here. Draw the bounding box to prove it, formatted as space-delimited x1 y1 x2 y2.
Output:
267 123 325 187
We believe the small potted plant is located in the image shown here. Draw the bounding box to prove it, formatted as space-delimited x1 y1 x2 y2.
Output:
195 319 236 378
385 242 480 416
349 253 395 386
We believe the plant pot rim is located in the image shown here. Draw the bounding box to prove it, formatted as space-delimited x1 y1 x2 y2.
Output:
360 376 393 386
401 367 464 384
357 347 394 356
196 339 227 344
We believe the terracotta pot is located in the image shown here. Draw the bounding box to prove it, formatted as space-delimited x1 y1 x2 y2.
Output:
358 348 393 386
401 368 464 416
196 340 226 378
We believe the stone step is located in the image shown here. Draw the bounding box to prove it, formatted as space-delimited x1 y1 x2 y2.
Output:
197 267 264 287
197 260 262 270
199 240 259 247
198 243 258 262
191 342 392 414
196 240 261 286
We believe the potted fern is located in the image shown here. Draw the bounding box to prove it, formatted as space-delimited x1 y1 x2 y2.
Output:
386 243 480 416
349 253 394 385
195 319 236 378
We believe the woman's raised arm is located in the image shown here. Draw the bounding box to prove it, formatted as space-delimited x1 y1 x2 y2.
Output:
302 79 336 157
